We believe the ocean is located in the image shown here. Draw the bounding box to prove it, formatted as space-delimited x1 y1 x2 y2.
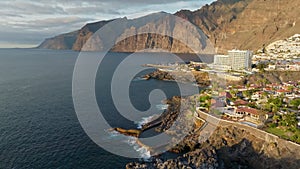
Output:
0 49 200 169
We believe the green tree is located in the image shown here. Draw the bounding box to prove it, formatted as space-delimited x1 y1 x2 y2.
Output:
263 103 272 112
272 115 281 126
272 105 279 113
257 63 267 72
268 96 283 108
243 90 252 98
290 98 300 109
282 113 297 128
246 83 250 89
287 86 294 91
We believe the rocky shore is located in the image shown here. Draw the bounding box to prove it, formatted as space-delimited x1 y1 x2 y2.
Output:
113 94 300 169
143 70 211 87
144 69 300 88
125 124 300 169
126 146 219 169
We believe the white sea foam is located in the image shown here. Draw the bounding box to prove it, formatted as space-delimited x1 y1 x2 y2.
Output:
106 130 152 160
126 136 151 160
134 145 151 160
104 130 127 141
134 104 167 129
156 104 169 110
135 114 160 129
107 130 120 137
130 138 152 160
132 77 146 82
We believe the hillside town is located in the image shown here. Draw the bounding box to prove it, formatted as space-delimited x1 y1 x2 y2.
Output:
196 79 300 143
199 35 300 143
145 34 300 144
252 34 300 72
254 34 300 60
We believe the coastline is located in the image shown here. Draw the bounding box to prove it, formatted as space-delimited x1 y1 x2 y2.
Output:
113 94 300 169
143 69 211 87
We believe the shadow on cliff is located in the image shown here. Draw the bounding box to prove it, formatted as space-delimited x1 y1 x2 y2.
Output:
215 138 300 169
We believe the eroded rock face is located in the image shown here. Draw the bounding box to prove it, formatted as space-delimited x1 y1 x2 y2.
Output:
38 20 112 50
38 0 300 54
38 13 210 53
176 0 300 53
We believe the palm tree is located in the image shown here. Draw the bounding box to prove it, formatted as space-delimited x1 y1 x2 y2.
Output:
272 114 281 124
283 113 297 128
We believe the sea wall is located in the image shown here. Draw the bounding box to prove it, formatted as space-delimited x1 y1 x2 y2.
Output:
197 110 300 159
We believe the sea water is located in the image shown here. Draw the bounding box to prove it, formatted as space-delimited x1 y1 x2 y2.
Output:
0 49 200 168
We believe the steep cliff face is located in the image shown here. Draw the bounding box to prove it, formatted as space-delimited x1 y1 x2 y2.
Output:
38 20 113 50
38 0 300 54
39 13 211 53
176 0 300 53
37 31 78 50
109 13 210 53
72 20 113 51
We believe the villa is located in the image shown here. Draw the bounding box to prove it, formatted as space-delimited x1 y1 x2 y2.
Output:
223 106 261 122
236 107 261 121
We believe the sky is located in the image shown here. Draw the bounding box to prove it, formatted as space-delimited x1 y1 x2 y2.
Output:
0 0 214 48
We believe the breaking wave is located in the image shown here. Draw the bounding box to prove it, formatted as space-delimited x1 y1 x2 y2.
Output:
106 130 152 160
135 114 160 129
155 104 169 110
126 137 152 161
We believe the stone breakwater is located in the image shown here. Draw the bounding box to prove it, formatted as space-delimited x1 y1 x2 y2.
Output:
112 128 142 137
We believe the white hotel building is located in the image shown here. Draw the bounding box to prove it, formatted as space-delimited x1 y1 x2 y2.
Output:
212 50 253 70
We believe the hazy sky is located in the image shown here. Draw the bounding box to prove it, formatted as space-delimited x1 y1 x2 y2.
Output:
0 0 214 48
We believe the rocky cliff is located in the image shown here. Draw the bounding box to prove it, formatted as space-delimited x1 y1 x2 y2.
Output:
38 20 113 50
124 96 300 169
39 12 211 53
38 0 300 54
176 0 300 53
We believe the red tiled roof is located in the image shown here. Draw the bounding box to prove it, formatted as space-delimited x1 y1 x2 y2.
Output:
236 85 244 89
234 99 248 105
265 87 272 91
271 83 281 87
276 89 290 93
236 107 260 115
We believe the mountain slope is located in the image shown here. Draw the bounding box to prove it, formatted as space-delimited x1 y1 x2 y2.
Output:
37 0 300 54
37 20 113 50
39 12 212 53
176 0 300 53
